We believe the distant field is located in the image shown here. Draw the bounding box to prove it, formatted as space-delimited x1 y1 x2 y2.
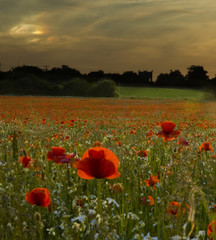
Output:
116 86 208 100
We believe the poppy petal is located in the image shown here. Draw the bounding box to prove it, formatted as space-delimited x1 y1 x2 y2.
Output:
25 188 51 207
77 169 95 179
51 147 66 156
161 121 176 133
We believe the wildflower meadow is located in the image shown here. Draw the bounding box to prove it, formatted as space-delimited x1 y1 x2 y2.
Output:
1 96 216 240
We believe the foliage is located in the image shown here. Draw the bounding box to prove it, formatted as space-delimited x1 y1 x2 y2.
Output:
87 79 117 97
0 74 117 97
0 64 216 96
0 75 53 95
62 78 90 96
186 65 209 87
156 70 186 87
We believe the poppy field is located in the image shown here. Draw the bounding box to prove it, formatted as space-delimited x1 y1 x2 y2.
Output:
1 96 216 240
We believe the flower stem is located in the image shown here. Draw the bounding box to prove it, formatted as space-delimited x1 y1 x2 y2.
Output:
97 179 102 213
35 208 44 240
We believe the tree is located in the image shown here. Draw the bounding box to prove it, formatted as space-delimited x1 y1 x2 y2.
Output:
10 65 43 75
155 73 170 86
47 65 81 83
0 62 4 81
211 75 216 86
121 71 139 85
155 70 186 87
186 65 209 87
88 70 104 81
168 70 186 87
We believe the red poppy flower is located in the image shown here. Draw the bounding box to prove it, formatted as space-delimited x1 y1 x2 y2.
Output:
76 198 85 207
92 141 103 147
147 196 155 205
25 188 51 207
141 196 155 206
137 150 148 158
177 138 189 146
146 130 154 137
75 147 120 179
130 130 136 134
144 174 160 189
167 201 181 216
109 183 123 193
199 141 213 153
157 121 180 141
182 203 190 214
47 147 75 164
20 156 32 168
207 220 216 240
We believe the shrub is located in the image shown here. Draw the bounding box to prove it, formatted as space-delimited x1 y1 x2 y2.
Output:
0 75 53 95
50 85 63 96
87 79 117 97
62 78 90 96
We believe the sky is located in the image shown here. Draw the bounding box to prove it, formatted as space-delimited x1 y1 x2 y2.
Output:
1 0 216 80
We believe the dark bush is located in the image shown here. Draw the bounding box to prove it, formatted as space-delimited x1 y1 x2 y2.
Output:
50 84 63 96
62 78 90 96
0 73 117 97
0 75 53 95
87 79 117 97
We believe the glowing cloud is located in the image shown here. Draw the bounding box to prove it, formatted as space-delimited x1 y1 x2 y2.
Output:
10 24 44 37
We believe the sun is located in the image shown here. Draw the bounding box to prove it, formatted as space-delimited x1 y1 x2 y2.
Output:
32 30 44 35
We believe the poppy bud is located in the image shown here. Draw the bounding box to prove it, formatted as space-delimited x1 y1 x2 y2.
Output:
34 212 41 222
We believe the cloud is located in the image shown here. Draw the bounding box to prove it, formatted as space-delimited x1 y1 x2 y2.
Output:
9 24 43 37
0 0 216 77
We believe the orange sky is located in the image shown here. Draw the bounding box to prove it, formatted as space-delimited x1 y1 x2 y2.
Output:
1 0 216 80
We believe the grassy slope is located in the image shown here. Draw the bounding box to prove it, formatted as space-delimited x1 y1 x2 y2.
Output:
116 86 208 100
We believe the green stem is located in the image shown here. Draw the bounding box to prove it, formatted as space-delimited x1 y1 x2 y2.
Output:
121 189 125 232
97 179 102 213
66 165 73 212
36 208 44 240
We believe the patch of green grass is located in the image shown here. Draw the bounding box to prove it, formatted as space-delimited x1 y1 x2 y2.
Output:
117 87 208 100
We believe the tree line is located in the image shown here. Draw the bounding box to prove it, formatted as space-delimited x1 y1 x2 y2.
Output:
0 64 216 96
155 66 216 88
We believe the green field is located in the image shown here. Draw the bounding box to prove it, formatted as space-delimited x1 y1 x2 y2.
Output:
117 86 209 100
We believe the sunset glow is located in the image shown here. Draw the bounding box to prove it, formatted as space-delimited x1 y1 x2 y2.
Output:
10 24 44 37
32 30 44 35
